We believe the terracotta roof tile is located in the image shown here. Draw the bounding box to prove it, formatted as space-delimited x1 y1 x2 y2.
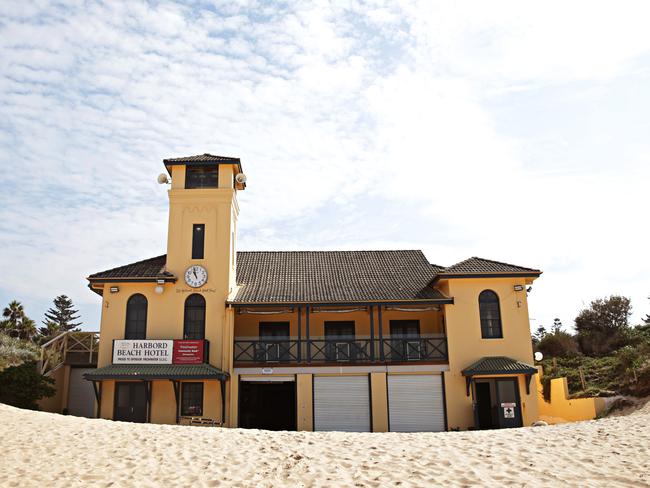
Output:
439 257 540 276
232 250 447 303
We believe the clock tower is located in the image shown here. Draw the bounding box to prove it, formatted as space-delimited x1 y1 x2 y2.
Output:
162 154 246 370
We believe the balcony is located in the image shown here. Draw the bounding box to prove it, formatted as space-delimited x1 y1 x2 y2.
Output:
233 335 448 365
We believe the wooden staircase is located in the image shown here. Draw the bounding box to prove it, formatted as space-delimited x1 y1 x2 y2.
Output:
40 331 100 376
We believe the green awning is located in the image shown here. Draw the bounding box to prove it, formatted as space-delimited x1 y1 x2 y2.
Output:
83 363 228 381
462 356 537 376
461 356 537 396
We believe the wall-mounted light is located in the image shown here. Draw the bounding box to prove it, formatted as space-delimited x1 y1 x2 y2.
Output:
513 285 524 292
155 285 164 294
109 286 119 293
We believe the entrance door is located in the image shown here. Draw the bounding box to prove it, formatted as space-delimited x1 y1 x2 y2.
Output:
495 378 522 428
239 380 296 430
474 378 522 429
475 381 495 429
114 382 148 423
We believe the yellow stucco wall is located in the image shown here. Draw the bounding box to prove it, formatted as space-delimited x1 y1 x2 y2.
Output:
370 372 388 432
441 277 539 429
535 372 606 424
296 374 313 431
94 163 239 423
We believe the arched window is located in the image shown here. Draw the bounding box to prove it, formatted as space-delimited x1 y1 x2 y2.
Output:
125 294 147 339
184 294 206 340
479 290 502 339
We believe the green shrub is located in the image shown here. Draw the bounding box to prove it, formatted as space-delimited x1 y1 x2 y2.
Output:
0 360 55 409
0 333 39 370
537 331 579 358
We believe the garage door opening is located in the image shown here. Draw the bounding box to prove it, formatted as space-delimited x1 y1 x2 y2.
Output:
239 381 296 431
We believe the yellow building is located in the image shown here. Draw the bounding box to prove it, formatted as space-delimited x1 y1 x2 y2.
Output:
80 153 542 431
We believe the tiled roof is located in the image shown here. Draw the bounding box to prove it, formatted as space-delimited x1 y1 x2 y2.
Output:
462 356 537 376
162 153 241 164
438 257 541 277
87 255 175 282
84 363 228 381
232 250 449 304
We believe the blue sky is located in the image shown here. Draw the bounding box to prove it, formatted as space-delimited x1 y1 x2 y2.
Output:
0 1 649 332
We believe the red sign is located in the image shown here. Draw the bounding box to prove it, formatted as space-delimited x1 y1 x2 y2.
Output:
173 340 204 364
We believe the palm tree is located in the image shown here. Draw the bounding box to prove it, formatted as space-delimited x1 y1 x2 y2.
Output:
18 317 38 341
2 300 25 337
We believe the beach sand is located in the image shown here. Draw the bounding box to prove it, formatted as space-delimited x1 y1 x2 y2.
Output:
1 402 649 487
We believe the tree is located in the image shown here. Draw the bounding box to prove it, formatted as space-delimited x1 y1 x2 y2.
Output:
1 300 38 342
644 296 650 326
551 318 563 335
39 295 81 340
532 325 547 346
574 295 632 356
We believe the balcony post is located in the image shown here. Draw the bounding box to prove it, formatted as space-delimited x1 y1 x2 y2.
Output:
378 305 385 361
369 305 375 361
306 305 311 363
297 306 302 362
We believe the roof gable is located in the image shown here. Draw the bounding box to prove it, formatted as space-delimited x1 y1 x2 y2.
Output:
162 153 241 164
436 256 541 279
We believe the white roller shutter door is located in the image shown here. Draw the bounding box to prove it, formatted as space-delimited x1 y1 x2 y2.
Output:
388 374 445 432
313 376 370 432
67 368 96 418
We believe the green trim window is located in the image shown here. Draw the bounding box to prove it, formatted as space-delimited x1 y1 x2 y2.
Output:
183 294 206 340
125 294 147 340
181 382 204 416
185 165 218 189
479 290 503 339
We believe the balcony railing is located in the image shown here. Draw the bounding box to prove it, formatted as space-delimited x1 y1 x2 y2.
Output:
233 336 447 365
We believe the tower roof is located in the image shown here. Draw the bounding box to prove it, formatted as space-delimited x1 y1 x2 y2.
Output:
162 153 243 174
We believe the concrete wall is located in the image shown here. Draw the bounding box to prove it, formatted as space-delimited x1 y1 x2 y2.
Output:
441 277 539 429
38 365 67 413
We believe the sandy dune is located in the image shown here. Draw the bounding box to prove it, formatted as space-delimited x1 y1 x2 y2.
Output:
1 403 649 488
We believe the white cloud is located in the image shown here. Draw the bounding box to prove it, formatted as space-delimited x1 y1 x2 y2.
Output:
0 0 649 331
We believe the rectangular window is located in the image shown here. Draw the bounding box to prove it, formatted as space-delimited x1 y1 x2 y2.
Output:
258 322 290 362
324 321 355 361
192 224 205 259
185 165 218 189
389 320 421 361
181 382 204 416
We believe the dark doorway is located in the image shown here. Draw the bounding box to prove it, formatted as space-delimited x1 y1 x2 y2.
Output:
239 381 296 431
114 382 147 423
474 378 523 429
475 381 495 429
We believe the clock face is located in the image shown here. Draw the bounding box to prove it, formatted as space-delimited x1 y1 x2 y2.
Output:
184 265 208 288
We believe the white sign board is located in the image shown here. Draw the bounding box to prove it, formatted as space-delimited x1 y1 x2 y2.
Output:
113 340 173 364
